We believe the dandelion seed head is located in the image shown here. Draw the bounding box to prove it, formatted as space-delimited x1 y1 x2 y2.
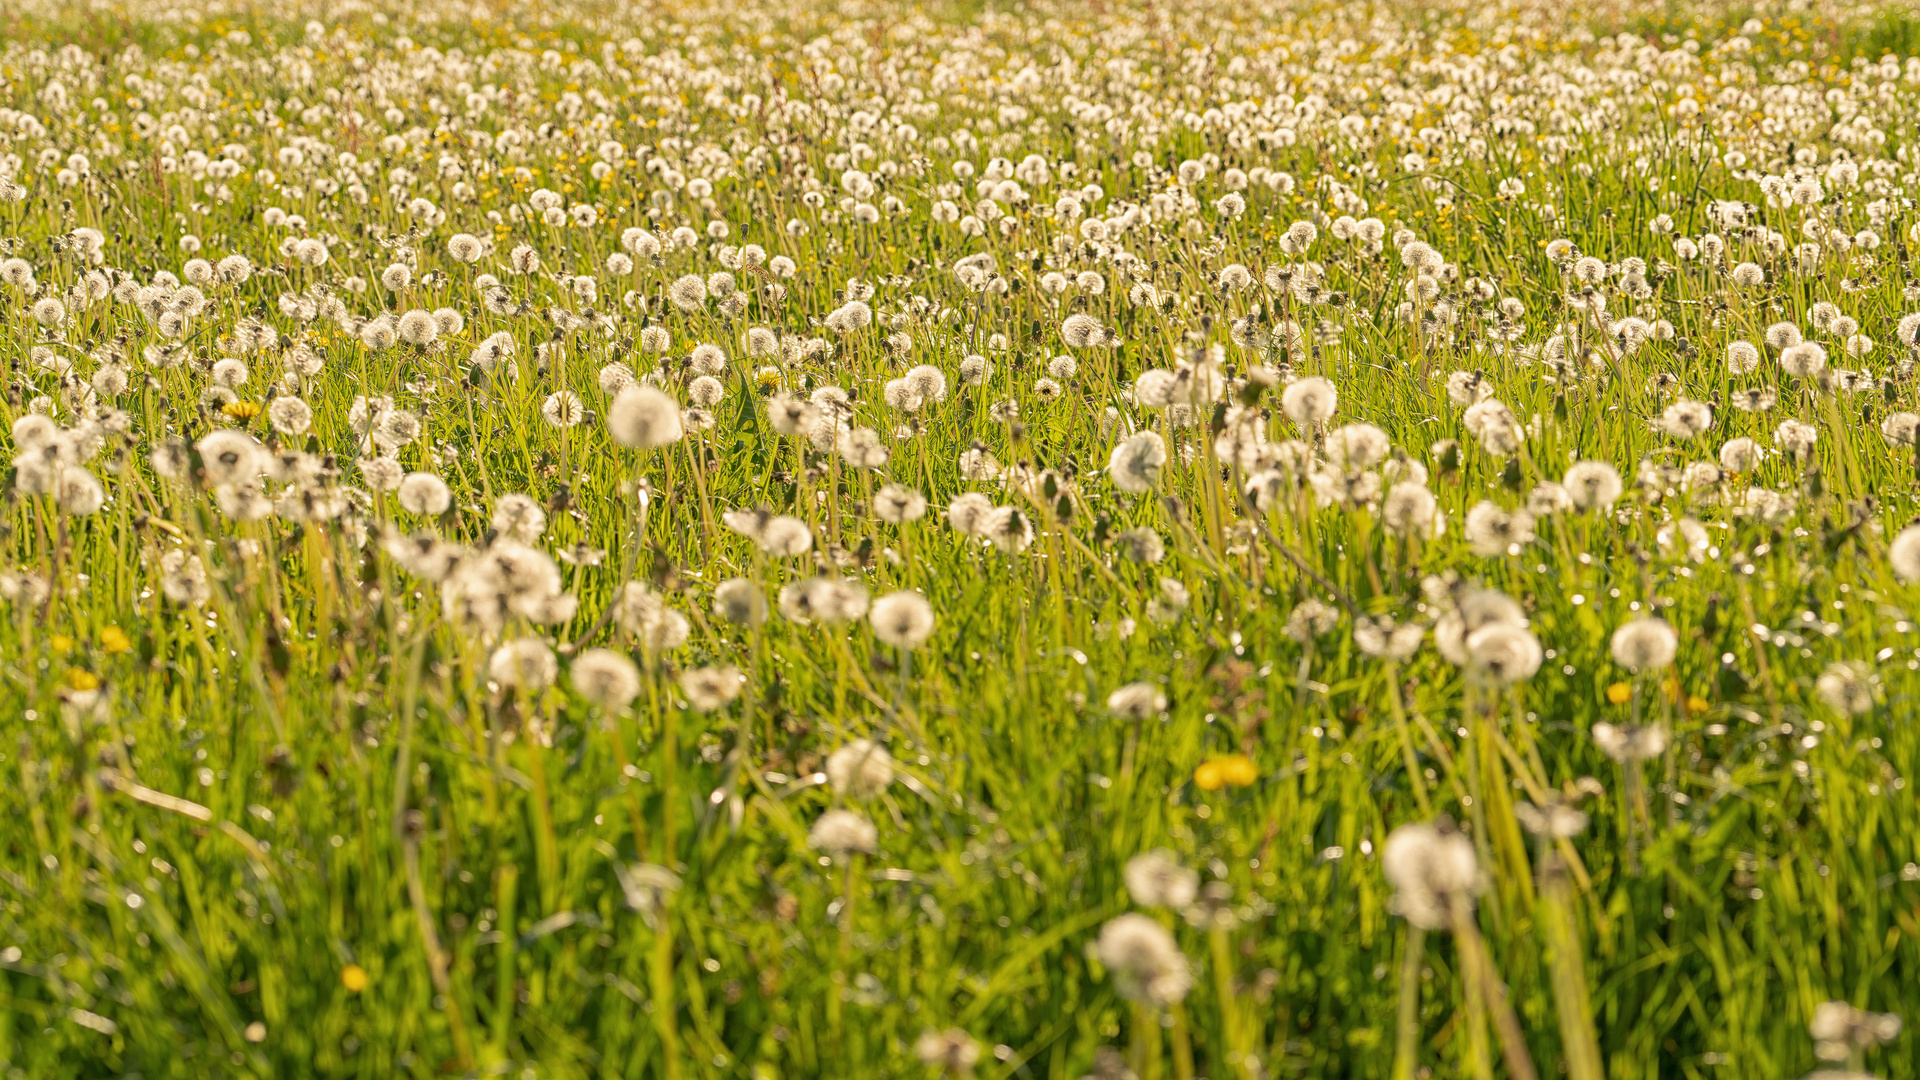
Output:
1381 821 1481 930
826 740 895 799
488 638 558 691
1609 617 1677 671
1124 849 1198 909
1107 431 1166 494
808 808 878 858
869 590 935 650
608 386 685 448
1815 662 1877 716
571 649 641 709
1591 721 1669 763
679 665 743 712
1095 914 1191 1006
1281 376 1338 428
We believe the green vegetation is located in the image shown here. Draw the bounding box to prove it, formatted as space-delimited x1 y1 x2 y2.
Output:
0 1 1918 1077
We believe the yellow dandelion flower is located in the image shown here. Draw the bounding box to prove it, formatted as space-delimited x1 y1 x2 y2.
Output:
1214 754 1259 787
1195 755 1258 791
1194 760 1225 791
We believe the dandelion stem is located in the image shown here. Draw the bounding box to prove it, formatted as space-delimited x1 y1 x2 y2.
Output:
1538 853 1603 1080
490 865 518 1058
1392 926 1426 1080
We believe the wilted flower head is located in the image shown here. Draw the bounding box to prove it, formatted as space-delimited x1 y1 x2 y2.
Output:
397 309 438 346
1461 498 1534 557
1433 588 1525 663
1719 437 1762 473
543 391 585 428
1780 341 1828 379
268 396 312 436
947 492 995 535
1324 423 1390 473
1380 481 1440 538
757 516 814 557
1061 312 1111 348
668 273 707 311
767 393 820 436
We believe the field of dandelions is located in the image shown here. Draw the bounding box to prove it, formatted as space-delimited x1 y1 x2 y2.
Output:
13 0 1920 1076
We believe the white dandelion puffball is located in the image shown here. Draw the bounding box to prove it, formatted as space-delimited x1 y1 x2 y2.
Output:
1281 376 1338 427
608 386 685 448
570 648 641 709
1107 432 1167 494
397 472 452 516
1890 526 1920 583
869 591 935 650
1609 617 1678 671
825 740 895 799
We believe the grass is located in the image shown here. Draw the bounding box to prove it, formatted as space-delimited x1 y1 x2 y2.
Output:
0 0 1917 1078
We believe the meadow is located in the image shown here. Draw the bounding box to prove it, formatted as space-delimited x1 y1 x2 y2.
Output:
2 0 1920 1076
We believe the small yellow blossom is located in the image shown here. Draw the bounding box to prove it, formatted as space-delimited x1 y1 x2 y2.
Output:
1194 754 1259 791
